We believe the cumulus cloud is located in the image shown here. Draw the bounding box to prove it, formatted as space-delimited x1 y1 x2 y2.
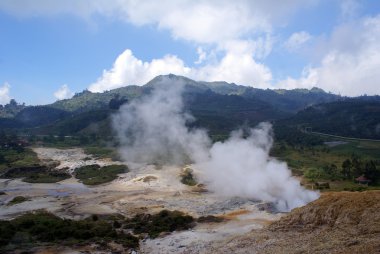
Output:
279 15 380 96
194 47 207 65
88 49 190 92
193 44 273 87
0 0 318 92
285 31 312 51
54 84 74 100
0 0 314 44
340 0 361 20
89 47 273 92
0 82 11 105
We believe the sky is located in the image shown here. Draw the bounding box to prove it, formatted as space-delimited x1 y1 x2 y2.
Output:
0 0 380 105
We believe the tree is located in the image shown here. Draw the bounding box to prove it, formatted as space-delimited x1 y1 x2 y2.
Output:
341 159 353 179
351 156 363 177
0 154 5 164
304 168 322 182
364 160 380 183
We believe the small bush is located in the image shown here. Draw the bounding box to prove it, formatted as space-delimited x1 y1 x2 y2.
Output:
180 168 197 186
7 196 29 206
0 211 139 249
124 210 195 238
74 164 128 185
197 215 224 223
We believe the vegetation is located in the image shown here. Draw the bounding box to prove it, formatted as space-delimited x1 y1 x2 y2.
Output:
0 75 343 138
0 99 26 118
0 141 40 175
2 165 70 183
197 215 224 223
84 146 118 159
0 211 139 251
124 210 195 238
271 136 380 191
283 99 380 139
74 164 128 185
180 168 197 186
23 171 71 183
7 196 29 206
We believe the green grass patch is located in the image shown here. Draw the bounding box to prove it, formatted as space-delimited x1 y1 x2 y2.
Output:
75 164 128 185
7 196 29 206
83 146 119 160
2 166 70 183
0 148 40 174
0 211 139 251
23 171 71 183
272 141 380 192
272 141 380 175
124 210 195 238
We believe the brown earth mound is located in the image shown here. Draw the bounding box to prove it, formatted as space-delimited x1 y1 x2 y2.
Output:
270 191 380 234
210 191 380 254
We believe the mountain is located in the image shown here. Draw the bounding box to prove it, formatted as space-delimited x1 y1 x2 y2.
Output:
0 99 26 118
2 74 377 139
279 98 380 139
49 74 341 114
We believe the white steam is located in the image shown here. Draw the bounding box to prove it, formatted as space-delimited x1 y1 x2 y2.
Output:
113 80 209 165
112 77 319 211
196 124 319 211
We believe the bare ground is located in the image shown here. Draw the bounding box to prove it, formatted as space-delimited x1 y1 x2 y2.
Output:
207 191 380 254
0 147 282 253
3 148 378 253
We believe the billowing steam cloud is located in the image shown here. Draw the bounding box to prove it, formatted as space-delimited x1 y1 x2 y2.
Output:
196 124 319 211
112 77 319 211
112 80 210 165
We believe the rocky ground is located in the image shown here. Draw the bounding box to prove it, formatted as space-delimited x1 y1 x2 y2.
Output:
2 148 379 253
207 191 380 254
0 147 283 253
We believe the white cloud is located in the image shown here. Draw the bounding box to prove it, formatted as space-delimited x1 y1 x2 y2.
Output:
0 82 11 105
54 84 74 100
88 49 191 92
193 42 273 87
279 15 380 96
89 47 273 92
0 0 315 45
1 0 318 93
340 0 361 20
285 31 312 51
194 47 206 64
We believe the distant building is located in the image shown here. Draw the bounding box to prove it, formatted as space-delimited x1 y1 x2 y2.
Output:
355 175 371 185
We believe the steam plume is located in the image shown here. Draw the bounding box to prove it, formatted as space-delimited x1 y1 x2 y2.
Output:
112 77 319 211
113 79 210 165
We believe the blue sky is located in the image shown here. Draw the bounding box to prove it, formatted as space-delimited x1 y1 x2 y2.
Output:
0 0 380 105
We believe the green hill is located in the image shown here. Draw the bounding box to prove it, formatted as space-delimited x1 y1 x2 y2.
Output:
280 98 380 139
2 74 377 140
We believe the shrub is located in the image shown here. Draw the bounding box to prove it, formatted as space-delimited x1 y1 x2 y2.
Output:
0 211 139 249
180 168 197 186
124 210 195 238
74 164 128 185
7 196 28 206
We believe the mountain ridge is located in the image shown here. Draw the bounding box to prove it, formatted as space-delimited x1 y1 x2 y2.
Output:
0 74 378 139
